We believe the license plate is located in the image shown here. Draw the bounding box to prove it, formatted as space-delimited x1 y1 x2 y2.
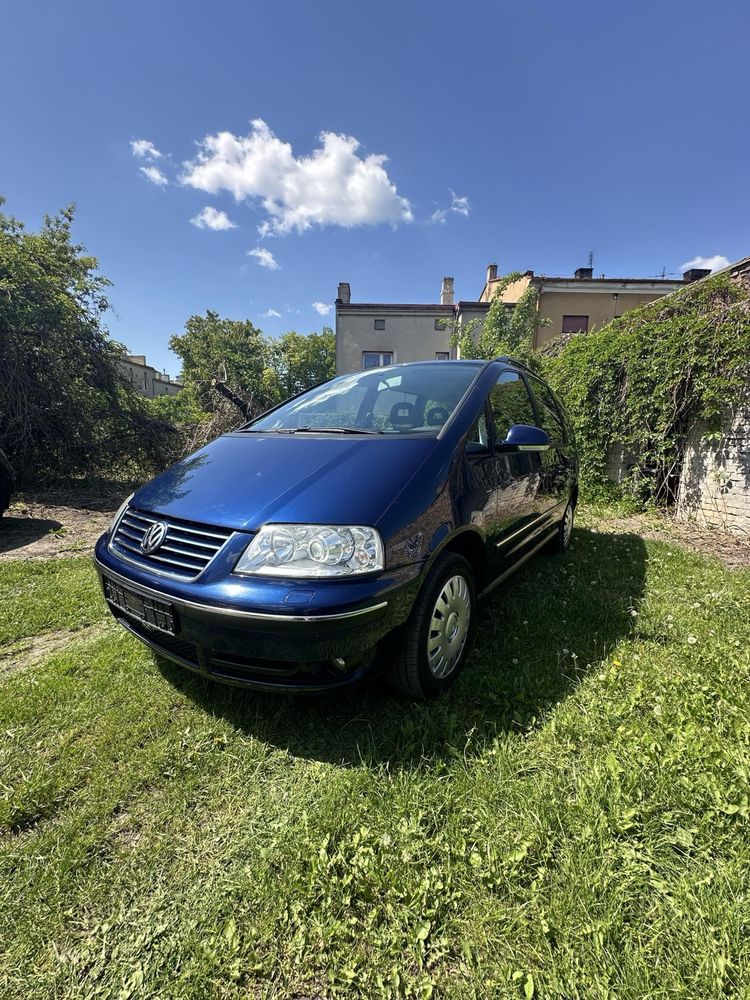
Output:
103 575 176 635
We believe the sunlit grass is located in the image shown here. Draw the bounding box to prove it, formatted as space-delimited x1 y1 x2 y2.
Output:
0 511 749 997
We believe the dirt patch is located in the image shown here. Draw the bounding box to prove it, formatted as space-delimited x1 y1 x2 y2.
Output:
583 510 750 570
0 491 123 562
0 621 116 679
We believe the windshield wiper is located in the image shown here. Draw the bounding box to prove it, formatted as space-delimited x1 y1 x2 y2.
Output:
241 425 382 435
282 425 382 435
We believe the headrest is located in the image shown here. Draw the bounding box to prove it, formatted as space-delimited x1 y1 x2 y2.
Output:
426 405 450 426
389 401 417 427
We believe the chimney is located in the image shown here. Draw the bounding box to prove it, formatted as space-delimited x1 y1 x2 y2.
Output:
683 267 711 284
574 267 594 280
486 263 498 284
441 276 454 305
336 282 351 305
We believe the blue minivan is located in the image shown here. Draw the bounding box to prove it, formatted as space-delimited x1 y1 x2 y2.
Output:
95 358 577 698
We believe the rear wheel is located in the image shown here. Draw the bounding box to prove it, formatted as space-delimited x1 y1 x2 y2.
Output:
386 552 475 698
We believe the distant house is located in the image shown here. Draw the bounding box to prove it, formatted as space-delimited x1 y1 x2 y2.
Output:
334 264 698 374
480 264 692 348
334 278 487 375
120 354 183 398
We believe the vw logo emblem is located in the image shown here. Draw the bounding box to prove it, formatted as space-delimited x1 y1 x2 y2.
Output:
141 521 169 554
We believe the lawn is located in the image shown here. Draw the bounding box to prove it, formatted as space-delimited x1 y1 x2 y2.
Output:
1 509 749 998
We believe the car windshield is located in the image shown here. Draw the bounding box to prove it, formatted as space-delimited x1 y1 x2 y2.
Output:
246 363 481 435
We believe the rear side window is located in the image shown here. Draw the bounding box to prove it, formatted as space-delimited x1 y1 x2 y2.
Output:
489 372 536 442
527 376 566 443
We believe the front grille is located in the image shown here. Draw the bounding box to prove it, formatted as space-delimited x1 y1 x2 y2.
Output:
110 506 234 580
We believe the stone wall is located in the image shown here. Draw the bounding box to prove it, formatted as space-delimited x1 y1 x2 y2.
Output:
677 407 750 536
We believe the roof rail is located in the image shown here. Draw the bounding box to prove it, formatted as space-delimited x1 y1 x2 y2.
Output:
493 355 532 371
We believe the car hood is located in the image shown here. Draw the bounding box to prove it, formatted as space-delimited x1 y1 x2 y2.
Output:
132 432 439 532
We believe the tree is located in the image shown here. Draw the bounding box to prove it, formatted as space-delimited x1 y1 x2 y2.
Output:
0 201 176 485
169 311 279 420
275 328 335 398
168 313 336 440
450 271 546 366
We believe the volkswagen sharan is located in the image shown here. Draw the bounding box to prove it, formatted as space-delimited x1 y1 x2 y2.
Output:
95 357 578 698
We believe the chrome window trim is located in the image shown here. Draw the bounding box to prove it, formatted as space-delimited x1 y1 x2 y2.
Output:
95 557 388 623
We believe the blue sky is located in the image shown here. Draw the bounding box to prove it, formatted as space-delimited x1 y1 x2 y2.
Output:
2 0 748 376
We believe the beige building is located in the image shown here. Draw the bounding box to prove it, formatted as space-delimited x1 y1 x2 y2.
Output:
120 354 184 397
334 278 492 374
479 264 696 348
334 263 706 373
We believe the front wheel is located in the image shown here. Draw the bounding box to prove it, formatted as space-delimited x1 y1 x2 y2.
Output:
548 498 575 554
385 552 475 698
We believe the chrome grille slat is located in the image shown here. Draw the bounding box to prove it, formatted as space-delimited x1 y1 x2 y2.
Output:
110 506 234 581
159 542 212 561
123 510 229 541
129 550 208 572
117 525 144 543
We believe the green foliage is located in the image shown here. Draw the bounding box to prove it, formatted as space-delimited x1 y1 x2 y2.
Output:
0 201 177 485
169 313 336 441
169 311 280 416
544 273 750 503
274 327 336 398
451 272 545 367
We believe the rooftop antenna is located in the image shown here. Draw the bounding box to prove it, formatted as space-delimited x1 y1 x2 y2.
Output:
661 265 667 278
587 250 594 270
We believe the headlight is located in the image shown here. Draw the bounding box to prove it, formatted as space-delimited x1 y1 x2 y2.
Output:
109 493 134 534
234 524 384 578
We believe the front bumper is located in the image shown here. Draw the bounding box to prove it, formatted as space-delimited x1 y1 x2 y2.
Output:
94 534 422 692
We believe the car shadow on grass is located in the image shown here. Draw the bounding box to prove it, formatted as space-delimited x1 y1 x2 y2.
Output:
156 527 647 768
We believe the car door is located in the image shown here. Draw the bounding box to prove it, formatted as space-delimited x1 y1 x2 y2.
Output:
487 371 546 566
525 374 574 519
459 404 506 573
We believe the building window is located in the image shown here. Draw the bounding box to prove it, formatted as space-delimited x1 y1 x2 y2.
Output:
374 318 386 330
363 351 393 369
562 314 589 334
434 318 444 331
435 352 449 361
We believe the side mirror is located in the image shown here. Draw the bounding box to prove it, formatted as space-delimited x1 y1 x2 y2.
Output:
499 423 550 452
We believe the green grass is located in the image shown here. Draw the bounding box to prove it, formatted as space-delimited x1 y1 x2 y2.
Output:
1 511 749 998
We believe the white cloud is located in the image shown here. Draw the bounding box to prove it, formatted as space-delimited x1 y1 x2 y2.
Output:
180 118 413 235
190 206 237 230
139 165 169 187
262 308 282 318
429 189 471 225
247 246 280 270
131 139 163 160
312 301 332 316
680 254 730 274
449 189 470 216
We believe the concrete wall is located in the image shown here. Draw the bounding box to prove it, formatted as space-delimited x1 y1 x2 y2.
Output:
677 407 750 535
335 308 453 374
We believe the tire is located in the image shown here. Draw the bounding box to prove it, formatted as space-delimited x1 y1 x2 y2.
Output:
386 552 475 699
548 498 575 554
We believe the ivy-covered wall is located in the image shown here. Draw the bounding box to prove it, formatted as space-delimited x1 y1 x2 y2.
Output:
542 267 750 508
